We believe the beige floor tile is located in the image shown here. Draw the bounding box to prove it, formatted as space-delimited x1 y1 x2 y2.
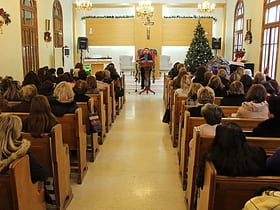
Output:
68 78 185 210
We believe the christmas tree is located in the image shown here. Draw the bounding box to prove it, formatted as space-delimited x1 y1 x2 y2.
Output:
184 21 213 72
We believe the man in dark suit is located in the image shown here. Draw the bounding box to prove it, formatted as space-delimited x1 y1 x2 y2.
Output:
139 48 153 89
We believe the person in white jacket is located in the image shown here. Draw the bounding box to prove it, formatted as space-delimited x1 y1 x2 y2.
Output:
236 84 269 119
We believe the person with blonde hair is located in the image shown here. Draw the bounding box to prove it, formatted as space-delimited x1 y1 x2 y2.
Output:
220 81 245 106
188 86 215 117
0 114 47 182
3 84 37 112
174 75 191 97
207 75 227 97
185 83 203 105
172 68 188 89
217 67 229 87
50 81 78 116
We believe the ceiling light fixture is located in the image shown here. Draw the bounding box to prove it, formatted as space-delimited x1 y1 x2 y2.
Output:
75 0 94 11
198 0 215 13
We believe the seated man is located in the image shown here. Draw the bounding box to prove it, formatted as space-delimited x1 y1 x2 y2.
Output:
139 48 153 89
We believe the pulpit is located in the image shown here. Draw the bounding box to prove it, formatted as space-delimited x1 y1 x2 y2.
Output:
138 60 155 94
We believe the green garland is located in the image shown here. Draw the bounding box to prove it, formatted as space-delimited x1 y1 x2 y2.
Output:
164 15 217 22
81 15 217 22
81 15 134 20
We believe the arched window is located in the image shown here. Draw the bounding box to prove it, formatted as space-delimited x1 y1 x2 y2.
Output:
233 0 244 59
260 0 280 78
53 0 63 48
20 0 39 75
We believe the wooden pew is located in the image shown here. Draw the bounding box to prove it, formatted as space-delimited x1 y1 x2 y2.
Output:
77 99 99 162
22 124 73 209
87 92 106 144
171 95 188 147
0 155 46 210
214 96 223 105
197 161 280 210
168 87 175 133
4 108 88 184
163 74 171 108
109 82 116 122
98 84 113 132
178 105 240 165
179 111 265 190
56 108 88 184
186 127 280 210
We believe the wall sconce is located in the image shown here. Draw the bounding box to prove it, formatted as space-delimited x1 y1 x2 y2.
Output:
45 19 50 31
246 19 251 31
89 27 93 35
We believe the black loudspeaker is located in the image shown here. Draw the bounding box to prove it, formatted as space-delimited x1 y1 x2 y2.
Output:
212 37 222 49
77 37 88 50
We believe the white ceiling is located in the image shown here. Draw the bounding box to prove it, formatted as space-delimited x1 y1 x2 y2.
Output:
73 0 226 4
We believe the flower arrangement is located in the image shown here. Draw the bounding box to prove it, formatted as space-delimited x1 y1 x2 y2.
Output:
0 8 11 26
234 49 246 62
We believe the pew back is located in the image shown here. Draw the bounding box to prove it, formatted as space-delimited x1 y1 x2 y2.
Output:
187 128 280 210
21 124 73 209
197 161 280 210
0 155 46 210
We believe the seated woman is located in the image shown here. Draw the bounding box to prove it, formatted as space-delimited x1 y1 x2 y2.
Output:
0 114 47 183
38 80 54 101
3 84 38 112
73 80 90 102
171 66 188 90
207 75 227 97
3 80 21 101
86 76 99 94
49 81 78 117
236 84 269 119
189 103 223 150
174 75 191 97
22 95 57 138
217 67 229 88
198 103 223 136
188 86 215 117
252 96 280 137
196 122 267 189
220 81 245 106
185 83 203 105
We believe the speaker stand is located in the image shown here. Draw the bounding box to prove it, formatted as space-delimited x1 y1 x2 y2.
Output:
79 49 84 63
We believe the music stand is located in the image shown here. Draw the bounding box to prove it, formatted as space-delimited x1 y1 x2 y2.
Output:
138 60 155 95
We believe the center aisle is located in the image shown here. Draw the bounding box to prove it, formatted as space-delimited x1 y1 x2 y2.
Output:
68 77 185 210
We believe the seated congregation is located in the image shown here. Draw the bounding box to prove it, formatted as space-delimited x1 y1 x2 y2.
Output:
0 63 125 209
164 63 280 209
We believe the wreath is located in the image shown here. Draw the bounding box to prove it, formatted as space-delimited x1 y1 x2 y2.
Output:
0 8 11 26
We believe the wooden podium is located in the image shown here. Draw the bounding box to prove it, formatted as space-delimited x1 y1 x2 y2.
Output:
138 60 155 95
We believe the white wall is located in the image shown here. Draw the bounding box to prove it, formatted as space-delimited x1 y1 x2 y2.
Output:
0 1 23 81
0 0 74 81
87 46 135 71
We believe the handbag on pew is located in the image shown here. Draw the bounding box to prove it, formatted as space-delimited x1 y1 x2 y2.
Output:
162 108 170 123
89 112 102 133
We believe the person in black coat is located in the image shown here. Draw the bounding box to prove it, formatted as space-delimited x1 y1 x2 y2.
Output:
73 80 90 102
188 86 215 117
220 81 245 106
252 96 280 137
139 48 153 89
50 81 78 117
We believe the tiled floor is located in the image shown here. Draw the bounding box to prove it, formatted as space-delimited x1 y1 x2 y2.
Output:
67 76 186 210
